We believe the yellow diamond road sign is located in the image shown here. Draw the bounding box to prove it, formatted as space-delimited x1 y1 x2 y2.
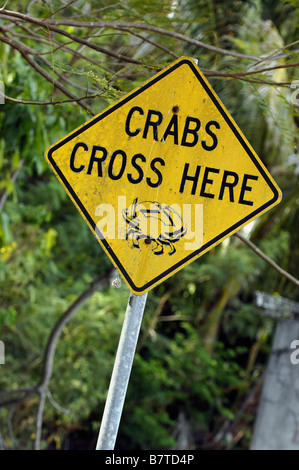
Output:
45 57 282 295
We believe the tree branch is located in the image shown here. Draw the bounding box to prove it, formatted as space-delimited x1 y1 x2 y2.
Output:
47 20 299 62
45 18 261 61
34 275 110 449
0 273 111 450
0 32 95 115
3 92 101 106
10 20 113 73
1 11 295 90
0 10 148 66
234 232 299 287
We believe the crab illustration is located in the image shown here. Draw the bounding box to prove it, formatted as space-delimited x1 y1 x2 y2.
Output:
122 197 186 255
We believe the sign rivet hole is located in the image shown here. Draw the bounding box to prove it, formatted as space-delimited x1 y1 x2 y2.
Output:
172 106 179 113
145 237 151 245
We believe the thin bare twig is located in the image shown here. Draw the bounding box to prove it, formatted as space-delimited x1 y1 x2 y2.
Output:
1 9 298 68
235 232 299 287
11 21 112 72
110 25 179 59
0 32 95 115
0 0 9 11
1 11 295 88
47 20 299 62
34 275 110 449
0 159 24 212
3 93 100 106
0 10 148 66
204 62 299 80
45 18 261 61
0 273 110 450
42 0 79 21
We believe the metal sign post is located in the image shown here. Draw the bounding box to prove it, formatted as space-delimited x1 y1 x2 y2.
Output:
96 291 148 450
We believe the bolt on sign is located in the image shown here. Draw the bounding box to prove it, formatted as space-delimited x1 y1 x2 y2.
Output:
45 57 282 295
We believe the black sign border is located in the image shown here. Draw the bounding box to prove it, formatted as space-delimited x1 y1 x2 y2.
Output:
46 58 281 293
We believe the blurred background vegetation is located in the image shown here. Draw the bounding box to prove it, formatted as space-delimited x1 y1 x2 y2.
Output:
0 0 298 450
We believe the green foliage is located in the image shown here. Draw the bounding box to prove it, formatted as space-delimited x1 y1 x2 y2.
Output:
53 62 123 101
118 323 244 449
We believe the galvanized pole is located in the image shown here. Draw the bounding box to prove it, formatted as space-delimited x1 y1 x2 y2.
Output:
96 291 148 450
